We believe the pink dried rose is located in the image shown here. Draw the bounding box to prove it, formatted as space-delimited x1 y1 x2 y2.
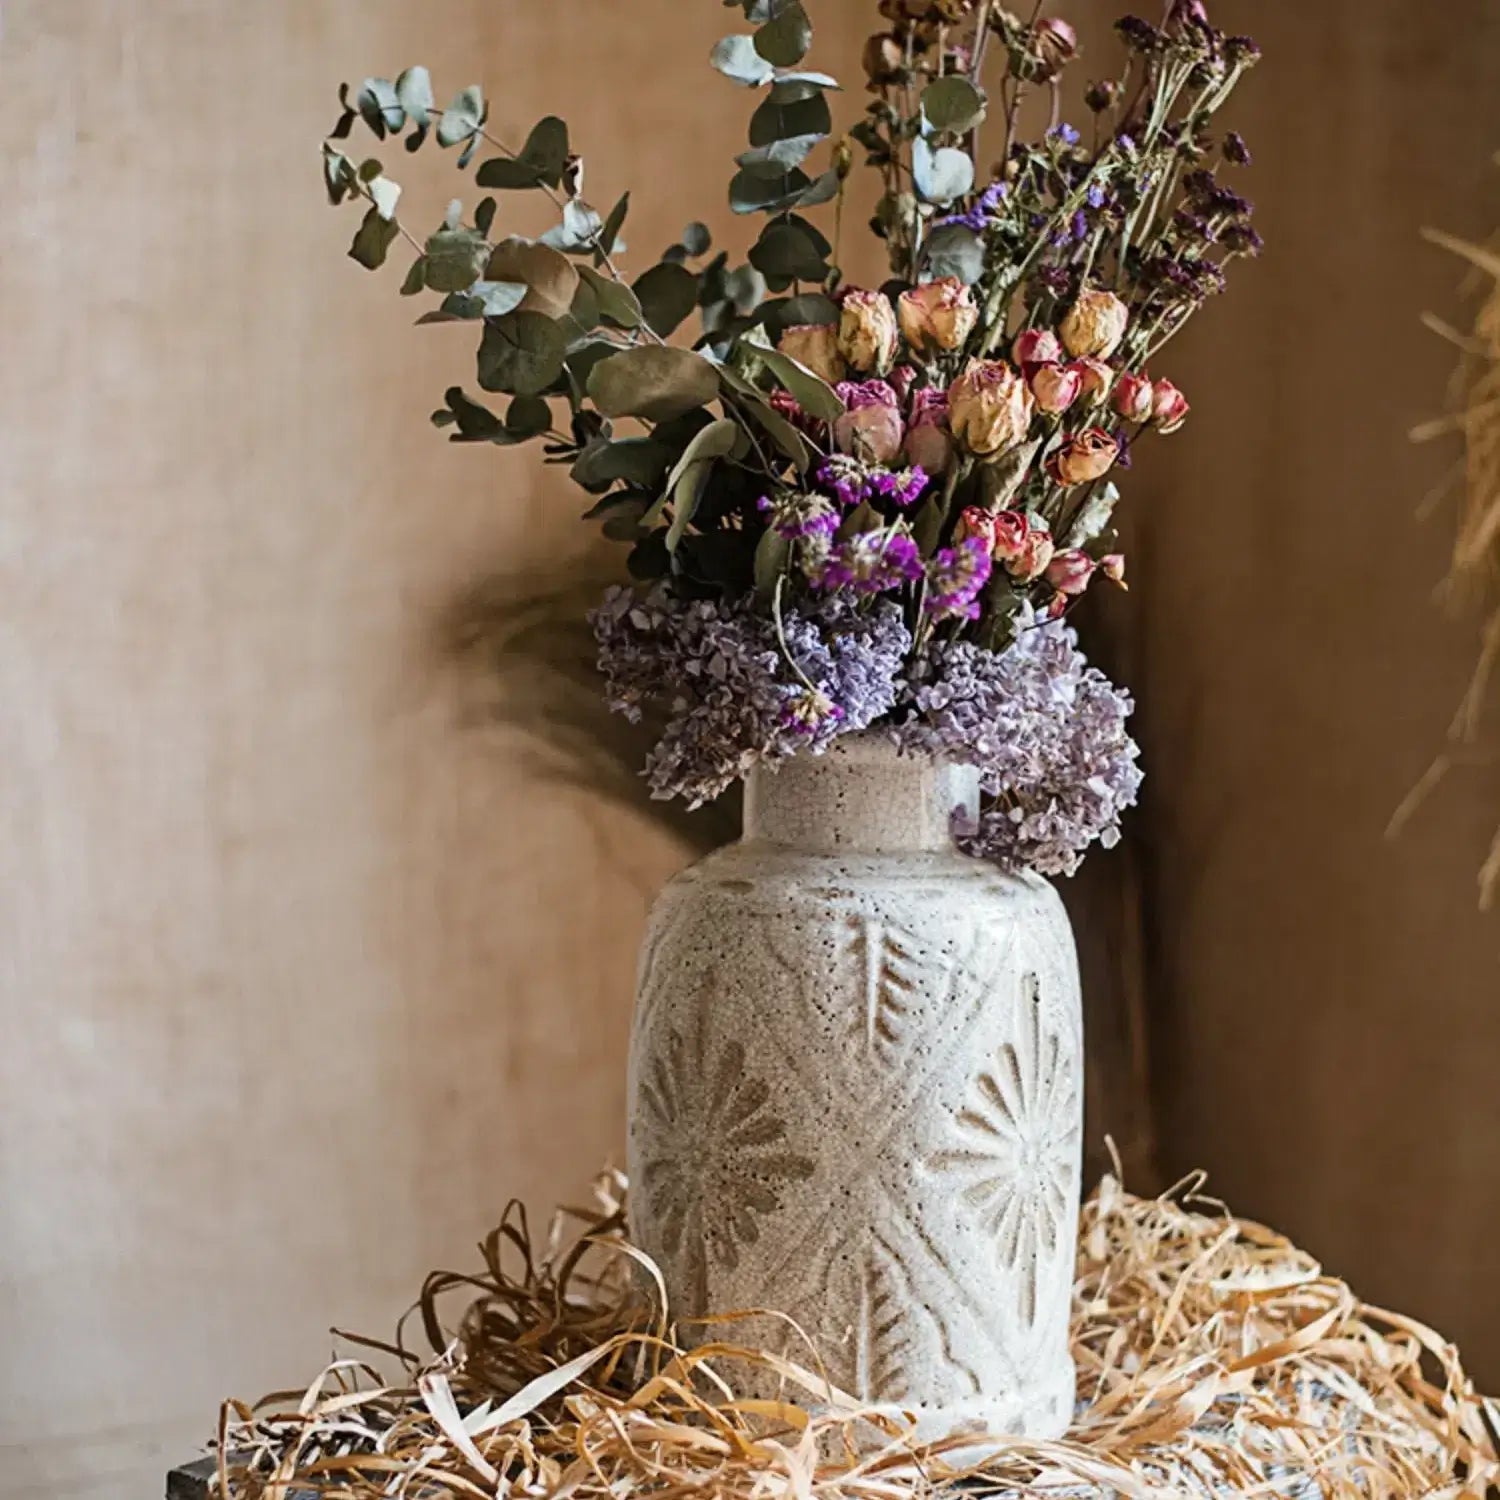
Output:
1060 287 1129 359
1012 327 1063 369
947 358 1035 458
898 277 979 353
952 507 995 549
1111 371 1155 423
1151 377 1190 433
1047 427 1119 485
1069 356 1114 405
1045 548 1098 597
904 386 953 474
838 289 900 373
833 379 904 464
990 509 1032 564
777 323 846 386
1034 16 1079 78
1007 520 1055 582
1030 361 1083 414
1101 553 1128 588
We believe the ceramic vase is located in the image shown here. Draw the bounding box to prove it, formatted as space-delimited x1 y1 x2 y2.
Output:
625 735 1083 1439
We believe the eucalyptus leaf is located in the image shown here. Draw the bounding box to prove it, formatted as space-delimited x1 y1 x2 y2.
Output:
919 223 985 284
719 367 812 470
792 168 840 209
922 76 986 135
588 347 719 422
749 91 831 146
571 435 674 492
660 418 740 550
597 193 631 261
753 2 812 67
753 526 792 600
748 218 829 283
735 133 822 177
751 345 844 420
758 290 839 339
485 237 580 319
474 197 497 238
423 226 490 292
632 262 700 337
437 85 485 147
681 221 712 256
711 34 776 87
476 115 570 190
578 265 642 328
723 264 769 315
769 72 839 103
395 66 435 126
400 257 427 296
418 279 527 321
477 311 568 396
506 394 554 439
541 200 603 253
729 166 817 215
322 145 358 206
912 136 975 205
356 78 404 138
567 271 601 333
348 207 400 269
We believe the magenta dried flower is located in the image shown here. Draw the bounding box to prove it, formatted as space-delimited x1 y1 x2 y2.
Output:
923 536 994 621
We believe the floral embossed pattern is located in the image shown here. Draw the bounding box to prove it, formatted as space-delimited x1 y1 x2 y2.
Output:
636 1015 815 1313
929 973 1078 1325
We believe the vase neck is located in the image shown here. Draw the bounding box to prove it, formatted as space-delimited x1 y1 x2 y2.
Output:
742 736 977 854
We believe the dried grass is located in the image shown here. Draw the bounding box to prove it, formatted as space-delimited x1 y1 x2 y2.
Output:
1399 184 1500 907
213 1167 1499 1500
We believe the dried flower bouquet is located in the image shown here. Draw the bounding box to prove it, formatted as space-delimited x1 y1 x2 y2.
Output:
322 0 1259 875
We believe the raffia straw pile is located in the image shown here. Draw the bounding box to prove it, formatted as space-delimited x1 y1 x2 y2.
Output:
214 1170 1499 1499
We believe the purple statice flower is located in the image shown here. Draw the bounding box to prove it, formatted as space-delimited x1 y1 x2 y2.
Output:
1223 223 1265 256
935 179 1007 232
590 586 910 805
1086 183 1106 210
868 465 931 509
1223 130 1252 166
923 536 993 621
1048 122 1081 147
892 615 1143 876
817 529 923 595
758 490 839 540
1070 209 1090 243
1116 132 1137 155
816 455 868 509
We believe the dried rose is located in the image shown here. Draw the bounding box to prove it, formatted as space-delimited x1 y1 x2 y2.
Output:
904 387 953 474
833 379 904 464
1151 377 1190 433
1111 371 1155 423
1047 427 1119 485
1069 356 1114 405
952 507 995 549
863 33 905 84
1007 521 1055 582
1034 17 1078 79
1060 287 1129 359
778 324 846 387
898 277 978 353
1012 327 1063 369
947 359 1035 457
1045 548 1098 596
839 289 900 373
990 509 1032 563
1101 553 1128 588
1030 362 1083 414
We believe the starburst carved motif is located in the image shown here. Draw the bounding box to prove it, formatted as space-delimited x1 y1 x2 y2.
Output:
929 972 1078 1326
636 1013 815 1313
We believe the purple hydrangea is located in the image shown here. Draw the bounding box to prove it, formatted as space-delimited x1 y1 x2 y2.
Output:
591 586 909 806
893 616 1143 876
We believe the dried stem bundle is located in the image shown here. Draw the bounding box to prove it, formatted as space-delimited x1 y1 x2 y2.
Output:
1400 180 1500 907
213 1168 1498 1500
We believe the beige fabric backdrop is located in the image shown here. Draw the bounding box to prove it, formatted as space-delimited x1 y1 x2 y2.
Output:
2 3 1499 1498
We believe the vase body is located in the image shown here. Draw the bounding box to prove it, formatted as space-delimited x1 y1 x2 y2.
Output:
626 736 1082 1439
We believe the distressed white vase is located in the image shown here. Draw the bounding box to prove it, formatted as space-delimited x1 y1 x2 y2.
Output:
626 735 1083 1440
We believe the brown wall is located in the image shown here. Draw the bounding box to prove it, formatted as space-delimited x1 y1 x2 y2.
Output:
2 3 1499 1497
1133 0 1500 1386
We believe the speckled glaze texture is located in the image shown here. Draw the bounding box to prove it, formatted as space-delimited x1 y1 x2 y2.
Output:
626 736 1083 1440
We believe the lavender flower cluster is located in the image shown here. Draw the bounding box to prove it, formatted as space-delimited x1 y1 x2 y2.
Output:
591 586 909 807
894 615 1143 876
593 587 1142 876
